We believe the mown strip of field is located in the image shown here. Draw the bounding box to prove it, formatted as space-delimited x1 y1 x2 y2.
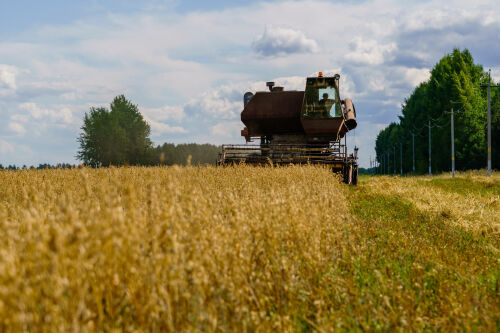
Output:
418 177 500 197
347 175 499 330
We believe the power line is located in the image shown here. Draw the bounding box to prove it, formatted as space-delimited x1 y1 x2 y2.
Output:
447 101 465 178
412 131 415 172
480 69 499 176
378 69 497 176
428 119 432 175
400 142 403 175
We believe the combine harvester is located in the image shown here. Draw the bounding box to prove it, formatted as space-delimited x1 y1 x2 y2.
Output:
218 72 359 185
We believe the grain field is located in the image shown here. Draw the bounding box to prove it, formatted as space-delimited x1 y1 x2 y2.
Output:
0 166 498 331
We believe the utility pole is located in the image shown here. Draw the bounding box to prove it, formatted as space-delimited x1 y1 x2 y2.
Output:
449 100 464 178
384 153 386 174
451 107 455 178
385 152 388 174
487 69 492 176
428 119 432 176
480 69 497 176
380 154 385 175
387 152 390 175
382 153 385 174
400 142 403 175
412 131 415 172
382 153 384 174
393 146 396 175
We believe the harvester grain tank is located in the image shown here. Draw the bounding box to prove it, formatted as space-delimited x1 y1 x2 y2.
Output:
218 73 359 185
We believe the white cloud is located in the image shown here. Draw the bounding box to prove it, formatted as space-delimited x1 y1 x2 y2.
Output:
345 37 397 65
141 105 187 136
271 76 306 91
0 64 20 98
0 65 18 90
142 105 185 122
8 122 26 135
252 26 319 57
10 114 29 122
1 0 499 167
0 139 14 154
149 119 187 134
185 86 241 120
402 68 431 87
211 121 243 138
19 102 74 124
401 7 476 33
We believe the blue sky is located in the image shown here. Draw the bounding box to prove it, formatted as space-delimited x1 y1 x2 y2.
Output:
1 0 499 167
0 0 275 37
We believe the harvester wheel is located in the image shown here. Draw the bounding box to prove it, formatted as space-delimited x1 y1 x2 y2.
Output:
343 164 353 185
352 165 358 186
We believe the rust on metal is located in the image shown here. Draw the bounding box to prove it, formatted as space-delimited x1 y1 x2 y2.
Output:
241 91 304 138
344 98 357 130
220 73 359 185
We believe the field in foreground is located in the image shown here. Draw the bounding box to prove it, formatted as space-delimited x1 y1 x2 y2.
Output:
0 166 498 331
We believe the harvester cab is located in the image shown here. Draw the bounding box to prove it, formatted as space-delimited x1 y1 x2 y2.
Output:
302 74 342 119
218 72 359 185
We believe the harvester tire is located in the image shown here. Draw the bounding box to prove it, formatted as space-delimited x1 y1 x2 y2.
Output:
343 164 353 185
352 165 358 186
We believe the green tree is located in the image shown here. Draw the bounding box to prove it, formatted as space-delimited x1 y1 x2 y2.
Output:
77 95 153 166
376 49 490 173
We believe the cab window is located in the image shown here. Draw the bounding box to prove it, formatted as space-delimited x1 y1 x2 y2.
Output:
302 80 341 118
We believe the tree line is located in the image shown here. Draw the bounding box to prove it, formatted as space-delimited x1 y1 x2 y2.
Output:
2 96 221 169
0 142 222 171
76 95 221 167
376 49 500 174
0 163 76 170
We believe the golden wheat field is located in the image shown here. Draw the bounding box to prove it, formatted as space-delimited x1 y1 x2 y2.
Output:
0 166 498 331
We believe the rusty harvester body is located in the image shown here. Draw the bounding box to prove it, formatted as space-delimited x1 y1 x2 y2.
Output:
218 73 359 185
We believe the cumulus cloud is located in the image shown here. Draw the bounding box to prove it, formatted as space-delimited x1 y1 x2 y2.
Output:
19 102 74 124
149 120 187 134
0 65 18 89
344 37 397 65
271 76 306 91
142 105 185 122
0 65 19 97
185 86 241 120
8 122 26 135
1 0 500 167
143 112 187 135
252 26 319 57
401 68 431 88
141 105 187 137
0 139 14 154
211 121 244 138
10 114 29 122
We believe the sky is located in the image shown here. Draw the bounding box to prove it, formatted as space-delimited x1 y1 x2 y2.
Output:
1 0 499 168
